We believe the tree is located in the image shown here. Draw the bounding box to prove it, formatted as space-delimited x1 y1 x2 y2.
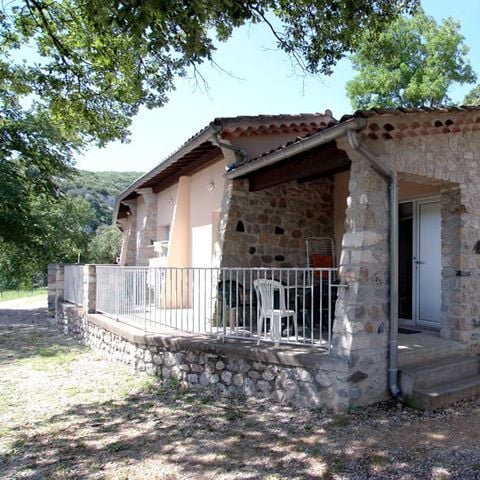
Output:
0 0 417 253
88 225 122 264
0 194 94 290
346 8 476 109
464 85 480 105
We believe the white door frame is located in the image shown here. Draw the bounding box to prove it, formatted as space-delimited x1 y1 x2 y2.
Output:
414 197 442 329
399 196 441 329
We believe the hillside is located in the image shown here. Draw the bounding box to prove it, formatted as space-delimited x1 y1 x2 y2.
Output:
63 170 144 231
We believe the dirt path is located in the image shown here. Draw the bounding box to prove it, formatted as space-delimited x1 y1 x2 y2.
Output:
1 296 480 479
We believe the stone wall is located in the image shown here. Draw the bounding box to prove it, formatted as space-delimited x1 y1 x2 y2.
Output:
219 177 334 268
55 302 349 411
377 129 480 347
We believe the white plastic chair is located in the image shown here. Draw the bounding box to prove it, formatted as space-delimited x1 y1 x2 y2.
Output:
253 279 297 346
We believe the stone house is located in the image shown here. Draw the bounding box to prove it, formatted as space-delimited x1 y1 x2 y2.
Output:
52 107 480 411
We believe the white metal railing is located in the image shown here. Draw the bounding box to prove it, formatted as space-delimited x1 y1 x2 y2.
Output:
95 266 343 350
63 265 85 305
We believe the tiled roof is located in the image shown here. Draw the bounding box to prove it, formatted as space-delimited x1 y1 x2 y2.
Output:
212 112 334 138
114 112 334 218
228 105 480 173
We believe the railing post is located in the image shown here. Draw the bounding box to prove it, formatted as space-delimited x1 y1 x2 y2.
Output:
83 264 97 314
143 268 148 332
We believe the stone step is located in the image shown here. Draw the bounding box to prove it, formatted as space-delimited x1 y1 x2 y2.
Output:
399 355 479 397
411 374 480 410
398 334 468 368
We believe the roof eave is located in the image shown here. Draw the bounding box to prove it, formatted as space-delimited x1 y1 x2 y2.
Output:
113 125 216 223
226 117 367 179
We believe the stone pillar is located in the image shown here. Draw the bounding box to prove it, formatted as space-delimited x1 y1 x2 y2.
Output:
121 200 138 266
331 153 390 405
441 187 480 345
117 217 130 266
136 188 157 266
48 263 60 317
82 264 97 314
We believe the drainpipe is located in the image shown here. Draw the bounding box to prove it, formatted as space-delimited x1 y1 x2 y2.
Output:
210 124 250 164
346 130 401 399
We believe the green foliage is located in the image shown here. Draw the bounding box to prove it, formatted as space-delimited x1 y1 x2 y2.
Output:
0 194 94 290
0 288 47 301
0 168 139 288
0 0 417 286
346 8 476 109
62 170 143 230
1 0 416 245
0 110 74 247
88 225 122 264
464 85 480 105
1 2 418 134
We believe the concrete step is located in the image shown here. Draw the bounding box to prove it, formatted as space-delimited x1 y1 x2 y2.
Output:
399 355 479 397
398 333 468 367
411 374 480 410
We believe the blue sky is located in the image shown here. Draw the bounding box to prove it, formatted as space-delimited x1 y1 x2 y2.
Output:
75 0 480 172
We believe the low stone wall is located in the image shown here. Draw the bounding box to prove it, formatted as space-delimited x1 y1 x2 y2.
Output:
56 302 349 410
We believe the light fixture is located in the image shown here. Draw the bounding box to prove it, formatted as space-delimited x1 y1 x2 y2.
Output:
168 197 174 205
208 181 215 192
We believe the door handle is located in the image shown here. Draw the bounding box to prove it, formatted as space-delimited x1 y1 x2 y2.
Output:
414 260 425 265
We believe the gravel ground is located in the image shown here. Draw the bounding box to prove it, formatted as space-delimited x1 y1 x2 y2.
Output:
1 296 480 479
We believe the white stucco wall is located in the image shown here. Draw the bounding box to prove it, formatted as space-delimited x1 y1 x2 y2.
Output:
156 184 178 240
233 132 307 158
189 160 226 267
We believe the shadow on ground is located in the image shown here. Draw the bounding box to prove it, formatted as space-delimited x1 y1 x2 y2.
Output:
0 307 82 363
1 304 480 479
2 381 480 479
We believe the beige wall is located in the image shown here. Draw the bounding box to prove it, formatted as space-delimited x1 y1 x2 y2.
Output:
189 160 226 267
398 179 442 201
233 133 309 158
156 184 178 239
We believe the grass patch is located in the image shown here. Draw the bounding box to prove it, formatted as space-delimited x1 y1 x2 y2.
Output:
222 405 244 422
330 414 350 428
19 344 83 371
106 440 129 453
0 288 47 302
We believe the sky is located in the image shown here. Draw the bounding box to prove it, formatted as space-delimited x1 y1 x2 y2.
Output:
74 0 480 173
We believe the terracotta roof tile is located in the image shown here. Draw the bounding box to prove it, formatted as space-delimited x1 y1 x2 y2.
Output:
227 105 480 174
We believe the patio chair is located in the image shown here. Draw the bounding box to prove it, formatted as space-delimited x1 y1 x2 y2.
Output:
253 279 297 346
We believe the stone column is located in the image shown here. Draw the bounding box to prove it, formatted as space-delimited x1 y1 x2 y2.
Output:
441 187 480 345
82 264 97 314
331 152 390 405
121 200 138 266
136 188 157 266
117 217 130 266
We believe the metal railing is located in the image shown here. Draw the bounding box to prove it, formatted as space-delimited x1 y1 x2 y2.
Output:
63 265 85 306
95 266 342 350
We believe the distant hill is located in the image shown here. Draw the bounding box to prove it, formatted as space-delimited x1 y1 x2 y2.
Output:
63 170 144 231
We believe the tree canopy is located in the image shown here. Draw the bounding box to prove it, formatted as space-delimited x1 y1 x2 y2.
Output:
464 85 480 106
346 8 476 109
1 0 417 274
